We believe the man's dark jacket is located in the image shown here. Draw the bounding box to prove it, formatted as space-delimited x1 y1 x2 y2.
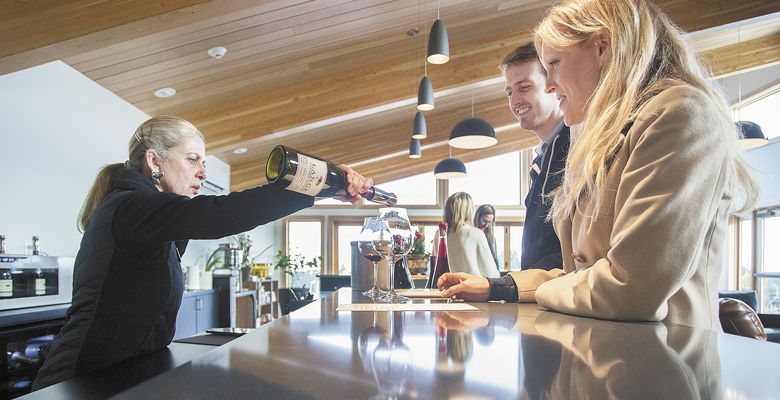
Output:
521 126 570 270
33 169 312 390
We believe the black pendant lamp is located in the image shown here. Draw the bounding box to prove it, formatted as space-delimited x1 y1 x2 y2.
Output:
449 117 497 149
417 76 434 111
427 18 449 64
412 111 427 139
434 158 467 179
409 138 422 159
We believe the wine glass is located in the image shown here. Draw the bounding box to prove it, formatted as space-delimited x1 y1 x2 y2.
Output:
373 207 413 303
360 217 387 299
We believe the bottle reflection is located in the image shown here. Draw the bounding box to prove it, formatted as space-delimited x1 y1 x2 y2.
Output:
371 312 412 400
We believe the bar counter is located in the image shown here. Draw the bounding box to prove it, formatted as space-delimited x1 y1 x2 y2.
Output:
27 289 780 399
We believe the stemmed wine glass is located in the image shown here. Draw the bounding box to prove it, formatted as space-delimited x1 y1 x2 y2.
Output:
359 217 387 299
373 207 413 304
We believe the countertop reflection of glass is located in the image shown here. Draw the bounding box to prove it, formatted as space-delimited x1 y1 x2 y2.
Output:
371 313 412 400
359 312 388 372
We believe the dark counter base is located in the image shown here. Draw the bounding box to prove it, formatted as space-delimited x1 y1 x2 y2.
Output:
21 342 214 399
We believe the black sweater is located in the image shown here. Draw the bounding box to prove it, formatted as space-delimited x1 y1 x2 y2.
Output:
521 126 569 270
33 169 313 390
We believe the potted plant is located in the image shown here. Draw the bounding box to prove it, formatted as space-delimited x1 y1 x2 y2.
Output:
407 226 430 275
273 250 321 288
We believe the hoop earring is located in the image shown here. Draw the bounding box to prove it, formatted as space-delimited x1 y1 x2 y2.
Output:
151 171 164 184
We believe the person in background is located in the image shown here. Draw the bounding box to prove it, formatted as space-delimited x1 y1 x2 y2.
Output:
434 193 499 279
474 204 500 271
438 0 757 330
501 42 569 271
33 116 372 390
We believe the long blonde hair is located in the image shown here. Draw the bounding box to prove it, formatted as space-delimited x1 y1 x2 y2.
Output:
534 0 757 221
78 116 204 232
445 192 475 234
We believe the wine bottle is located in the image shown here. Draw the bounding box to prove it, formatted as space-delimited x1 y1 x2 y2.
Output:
0 269 12 297
34 268 46 295
265 145 397 206
0 234 6 254
394 257 414 289
426 222 450 289
32 235 40 256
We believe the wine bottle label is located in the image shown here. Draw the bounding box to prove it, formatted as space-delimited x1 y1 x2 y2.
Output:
0 279 11 297
286 154 327 197
36 278 46 295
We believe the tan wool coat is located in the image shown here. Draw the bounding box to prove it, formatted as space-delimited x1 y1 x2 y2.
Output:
508 85 735 331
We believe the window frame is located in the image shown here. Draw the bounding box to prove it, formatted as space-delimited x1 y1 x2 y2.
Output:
282 216 326 274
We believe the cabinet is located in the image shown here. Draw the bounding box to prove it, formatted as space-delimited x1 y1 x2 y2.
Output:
174 290 217 339
244 279 278 325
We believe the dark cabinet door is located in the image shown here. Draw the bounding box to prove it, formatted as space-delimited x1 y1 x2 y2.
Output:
174 296 197 339
196 292 217 333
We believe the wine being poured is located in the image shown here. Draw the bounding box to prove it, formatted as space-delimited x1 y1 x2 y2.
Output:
265 145 397 206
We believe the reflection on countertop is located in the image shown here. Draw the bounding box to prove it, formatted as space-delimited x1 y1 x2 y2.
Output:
43 288 780 399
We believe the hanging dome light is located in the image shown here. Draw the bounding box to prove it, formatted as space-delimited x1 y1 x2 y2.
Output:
427 19 450 64
434 158 467 179
417 76 434 111
412 111 427 139
448 117 497 149
409 138 422 159
736 120 768 149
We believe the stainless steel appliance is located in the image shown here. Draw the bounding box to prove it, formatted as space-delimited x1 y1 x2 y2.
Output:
0 255 73 311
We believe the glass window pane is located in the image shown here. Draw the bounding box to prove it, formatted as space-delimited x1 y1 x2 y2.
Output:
315 197 346 206
448 152 521 206
509 226 523 270
735 90 780 140
739 218 753 290
758 277 780 313
761 215 780 273
494 226 505 271
372 172 437 205
336 224 362 275
287 221 322 264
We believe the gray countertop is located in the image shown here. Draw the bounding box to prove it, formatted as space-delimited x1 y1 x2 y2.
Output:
24 288 780 399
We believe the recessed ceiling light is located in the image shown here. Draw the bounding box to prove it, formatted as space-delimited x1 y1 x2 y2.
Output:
208 46 227 59
154 87 176 98
233 147 248 154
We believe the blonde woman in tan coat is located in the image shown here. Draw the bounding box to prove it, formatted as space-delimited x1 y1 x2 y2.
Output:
438 0 756 331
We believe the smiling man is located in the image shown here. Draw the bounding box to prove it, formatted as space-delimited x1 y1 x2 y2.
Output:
500 42 569 270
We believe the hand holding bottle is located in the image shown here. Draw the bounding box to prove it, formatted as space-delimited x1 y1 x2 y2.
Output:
334 164 372 204
437 272 490 301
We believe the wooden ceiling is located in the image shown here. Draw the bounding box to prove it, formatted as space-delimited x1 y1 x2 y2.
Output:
2 0 780 191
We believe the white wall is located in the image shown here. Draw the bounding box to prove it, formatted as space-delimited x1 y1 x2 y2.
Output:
0 61 278 265
0 61 148 256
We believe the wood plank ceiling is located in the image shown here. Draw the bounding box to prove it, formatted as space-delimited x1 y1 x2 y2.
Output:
2 0 780 191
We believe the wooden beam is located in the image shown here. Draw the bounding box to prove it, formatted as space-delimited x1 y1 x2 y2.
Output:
702 30 780 78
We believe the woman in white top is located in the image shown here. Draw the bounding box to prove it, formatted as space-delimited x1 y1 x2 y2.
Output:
435 192 500 279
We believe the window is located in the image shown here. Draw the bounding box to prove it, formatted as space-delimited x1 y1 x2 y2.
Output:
734 89 780 140
315 197 348 206
285 219 323 269
756 209 780 312
370 172 438 206
448 152 521 206
738 218 753 291
335 223 362 275
508 226 523 270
